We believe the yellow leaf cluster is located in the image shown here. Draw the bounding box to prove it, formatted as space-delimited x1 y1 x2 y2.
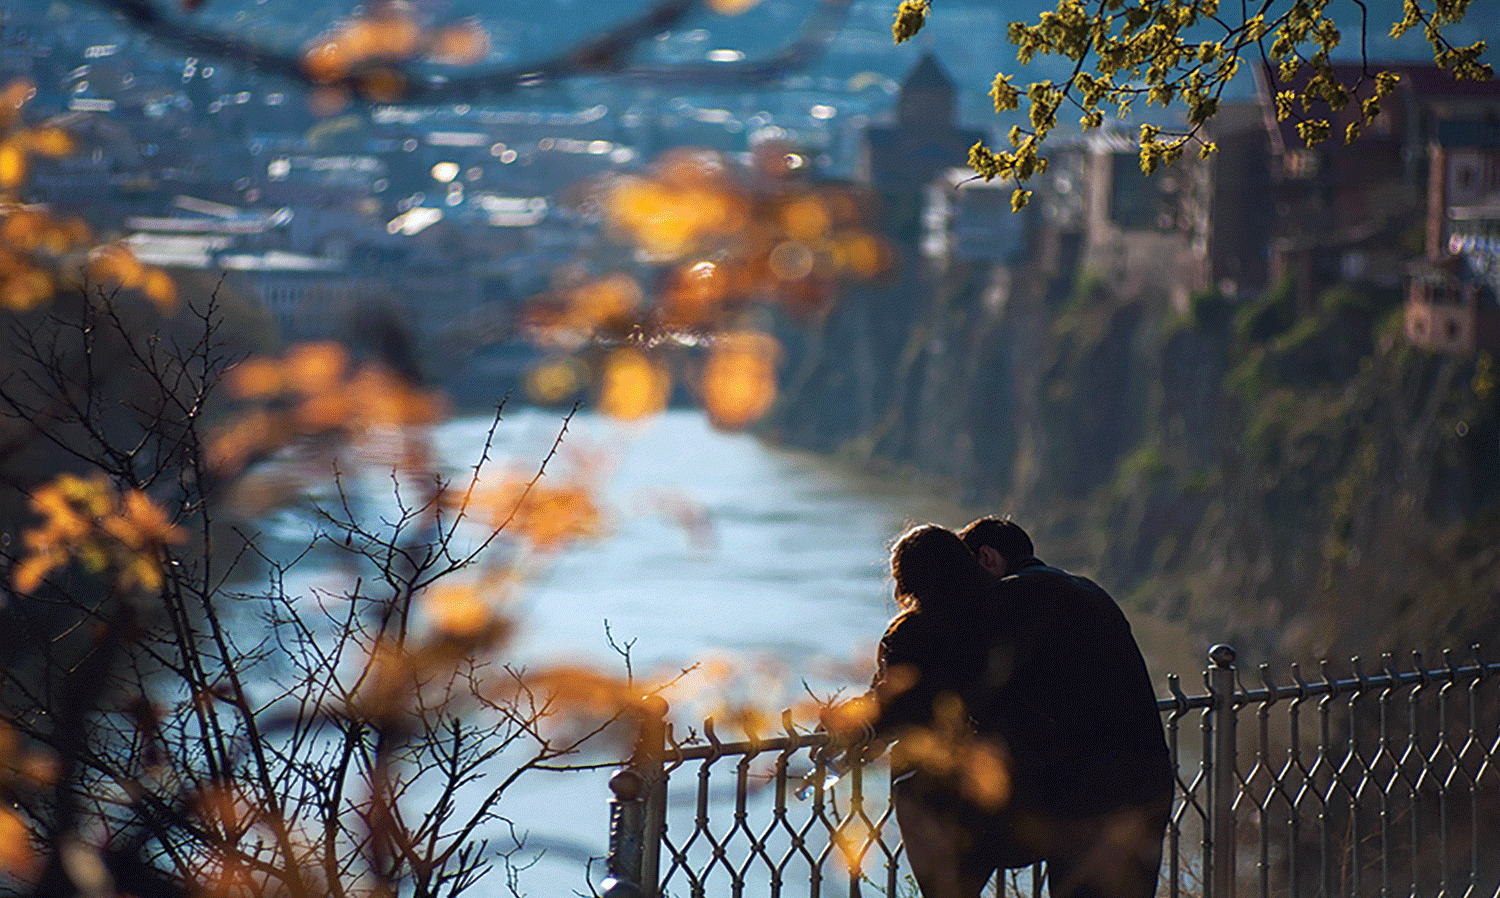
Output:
0 722 52 880
940 0 1489 201
892 0 931 44
887 693 1013 811
606 172 744 262
525 274 644 348
452 475 604 552
521 664 643 719
522 146 884 423
301 11 493 95
0 80 74 198
421 581 514 641
86 243 177 311
660 260 731 329
588 148 885 332
0 806 33 878
12 473 186 595
0 85 155 314
524 356 589 405
706 0 763 13
209 343 447 472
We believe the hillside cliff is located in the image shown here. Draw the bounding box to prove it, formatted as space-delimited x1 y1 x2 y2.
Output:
764 233 1500 662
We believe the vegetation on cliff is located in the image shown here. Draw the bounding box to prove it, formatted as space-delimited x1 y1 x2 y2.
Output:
768 262 1500 663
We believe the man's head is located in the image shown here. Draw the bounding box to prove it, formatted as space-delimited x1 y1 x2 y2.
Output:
958 517 1034 578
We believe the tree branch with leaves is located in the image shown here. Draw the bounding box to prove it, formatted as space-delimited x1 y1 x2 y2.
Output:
894 0 1491 210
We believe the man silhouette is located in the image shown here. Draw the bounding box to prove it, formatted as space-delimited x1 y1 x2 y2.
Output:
959 517 1173 898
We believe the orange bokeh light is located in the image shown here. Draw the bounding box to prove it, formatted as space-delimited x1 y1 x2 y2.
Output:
598 348 671 421
700 331 780 430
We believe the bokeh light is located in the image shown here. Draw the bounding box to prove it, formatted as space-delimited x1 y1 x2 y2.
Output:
700 330 781 430
517 144 890 429
598 348 671 421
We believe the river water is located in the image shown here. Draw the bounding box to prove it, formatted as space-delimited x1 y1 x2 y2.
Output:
250 407 1200 895
447 407 977 893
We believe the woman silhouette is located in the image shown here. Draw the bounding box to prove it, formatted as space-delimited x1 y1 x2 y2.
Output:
859 523 1037 898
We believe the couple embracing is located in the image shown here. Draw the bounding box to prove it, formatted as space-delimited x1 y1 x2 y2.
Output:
830 518 1173 898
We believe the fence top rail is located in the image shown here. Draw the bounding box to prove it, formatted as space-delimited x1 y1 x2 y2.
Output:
669 719 834 761
1226 656 1499 708
646 649 1497 766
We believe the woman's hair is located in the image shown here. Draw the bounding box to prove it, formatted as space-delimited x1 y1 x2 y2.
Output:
890 523 993 615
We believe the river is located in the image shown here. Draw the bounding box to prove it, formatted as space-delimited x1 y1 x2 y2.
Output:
444 407 980 894
249 407 1203 895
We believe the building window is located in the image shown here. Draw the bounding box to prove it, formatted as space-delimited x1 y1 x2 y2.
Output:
1286 149 1319 179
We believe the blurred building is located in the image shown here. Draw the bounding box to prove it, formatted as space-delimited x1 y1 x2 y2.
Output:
1406 118 1500 354
1257 63 1500 314
858 52 986 193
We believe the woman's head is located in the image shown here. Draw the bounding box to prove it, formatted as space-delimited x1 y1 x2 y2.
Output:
890 523 991 614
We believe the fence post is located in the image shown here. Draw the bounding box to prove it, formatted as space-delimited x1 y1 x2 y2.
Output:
1206 644 1237 898
603 767 646 898
638 695 668 898
602 696 668 898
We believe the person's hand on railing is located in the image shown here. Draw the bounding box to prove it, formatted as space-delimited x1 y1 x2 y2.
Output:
796 695 890 799
818 692 878 742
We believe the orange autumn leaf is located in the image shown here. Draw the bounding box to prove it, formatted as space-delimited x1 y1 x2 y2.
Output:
841 231 888 278
302 41 351 83
661 260 731 328
13 474 184 595
0 806 34 877
19 126 73 158
86 243 146 290
0 207 46 249
293 390 355 432
524 356 587 405
0 264 53 311
0 140 27 192
422 582 515 642
102 490 188 552
363 15 423 60
563 274 642 333
226 357 285 400
779 195 832 241
523 665 638 716
428 21 490 65
707 0 762 13
347 365 446 428
960 739 1013 811
821 693 879 739
513 483 604 550
357 67 407 103
454 477 604 551
0 79 35 130
284 342 348 396
142 267 177 312
206 408 286 472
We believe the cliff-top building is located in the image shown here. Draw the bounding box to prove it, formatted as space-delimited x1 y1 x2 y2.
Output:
857 52 986 195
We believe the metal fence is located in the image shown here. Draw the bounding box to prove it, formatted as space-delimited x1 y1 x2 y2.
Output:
600 645 1500 898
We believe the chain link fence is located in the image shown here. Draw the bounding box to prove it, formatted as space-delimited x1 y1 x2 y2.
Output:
601 645 1500 898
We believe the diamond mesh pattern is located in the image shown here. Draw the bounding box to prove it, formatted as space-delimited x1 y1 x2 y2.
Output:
617 651 1500 898
1226 651 1500 898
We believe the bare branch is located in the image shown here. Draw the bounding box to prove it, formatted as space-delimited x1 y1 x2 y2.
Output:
88 0 855 103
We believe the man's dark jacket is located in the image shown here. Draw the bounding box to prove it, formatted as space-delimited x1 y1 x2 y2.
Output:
974 558 1173 817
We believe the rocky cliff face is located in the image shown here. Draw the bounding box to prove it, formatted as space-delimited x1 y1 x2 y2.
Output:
765 232 1500 662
